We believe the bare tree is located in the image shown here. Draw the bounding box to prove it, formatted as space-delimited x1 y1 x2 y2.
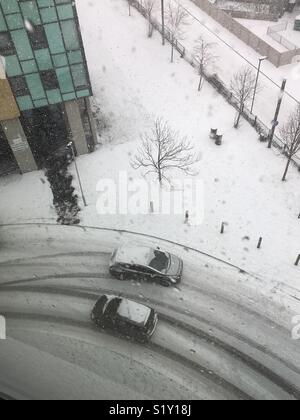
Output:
142 0 156 37
193 36 218 91
166 4 189 63
230 67 257 128
279 105 300 181
131 118 200 184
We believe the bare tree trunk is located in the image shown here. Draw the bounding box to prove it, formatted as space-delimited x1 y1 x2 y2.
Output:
128 4 131 16
282 156 292 181
148 19 153 37
198 70 203 91
234 104 244 128
171 38 174 63
234 110 242 128
158 166 162 184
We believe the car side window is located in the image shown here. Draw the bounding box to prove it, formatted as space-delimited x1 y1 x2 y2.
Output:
115 316 129 330
130 264 142 272
136 266 152 275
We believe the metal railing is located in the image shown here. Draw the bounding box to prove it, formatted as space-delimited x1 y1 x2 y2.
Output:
267 22 298 51
130 0 300 168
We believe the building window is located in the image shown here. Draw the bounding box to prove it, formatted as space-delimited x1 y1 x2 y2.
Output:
9 76 29 97
40 70 59 90
0 31 16 56
27 25 48 50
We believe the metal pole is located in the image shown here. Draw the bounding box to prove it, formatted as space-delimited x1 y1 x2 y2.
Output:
251 57 265 114
68 142 87 207
161 0 165 45
268 78 287 149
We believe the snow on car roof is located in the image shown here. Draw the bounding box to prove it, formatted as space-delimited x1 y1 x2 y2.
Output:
115 246 153 266
117 299 151 326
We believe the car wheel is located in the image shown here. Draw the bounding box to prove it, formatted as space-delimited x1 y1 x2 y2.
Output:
160 278 172 287
118 272 126 281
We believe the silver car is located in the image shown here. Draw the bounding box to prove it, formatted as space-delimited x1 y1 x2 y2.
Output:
109 245 183 287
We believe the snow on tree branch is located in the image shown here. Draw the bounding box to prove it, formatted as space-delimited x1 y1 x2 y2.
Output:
166 4 189 63
279 105 300 181
131 118 200 184
230 67 257 128
193 36 218 91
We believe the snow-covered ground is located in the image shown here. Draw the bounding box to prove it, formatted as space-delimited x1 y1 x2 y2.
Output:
0 224 299 399
0 0 300 291
237 11 300 53
155 0 300 133
0 171 55 224
76 0 300 288
1 0 300 399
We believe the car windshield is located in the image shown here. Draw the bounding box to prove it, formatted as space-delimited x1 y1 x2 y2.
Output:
105 298 122 317
1 0 300 403
148 250 170 273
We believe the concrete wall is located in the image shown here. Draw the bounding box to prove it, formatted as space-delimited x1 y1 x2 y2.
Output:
1 118 37 173
225 10 278 21
0 80 20 121
190 0 300 67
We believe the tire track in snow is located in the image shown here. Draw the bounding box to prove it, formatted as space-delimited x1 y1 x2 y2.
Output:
0 285 298 399
4 311 247 400
1 278 297 376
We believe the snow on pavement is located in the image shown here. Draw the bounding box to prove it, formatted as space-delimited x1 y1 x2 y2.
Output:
74 0 300 287
0 0 300 294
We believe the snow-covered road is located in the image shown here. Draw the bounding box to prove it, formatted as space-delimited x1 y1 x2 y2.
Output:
0 224 299 400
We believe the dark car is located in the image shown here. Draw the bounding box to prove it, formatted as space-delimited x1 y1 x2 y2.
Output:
91 295 158 342
109 245 183 287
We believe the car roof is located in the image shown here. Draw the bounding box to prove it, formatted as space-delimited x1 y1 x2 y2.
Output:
115 246 153 266
117 299 151 326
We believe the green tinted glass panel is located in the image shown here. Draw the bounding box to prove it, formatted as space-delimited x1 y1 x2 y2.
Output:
57 4 73 20
7 14 24 30
34 99 48 107
40 7 57 23
0 0 20 14
21 60 38 73
0 9 7 31
20 1 41 25
5 55 22 77
71 64 87 88
35 49 53 70
17 95 34 111
10 30 33 60
52 53 68 67
26 73 45 99
44 22 65 54
61 20 80 50
68 50 82 64
56 67 74 93
76 89 90 98
62 92 76 101
46 88 62 104
37 0 54 7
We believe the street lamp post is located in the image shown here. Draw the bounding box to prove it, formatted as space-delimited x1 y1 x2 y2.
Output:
268 78 287 149
250 56 267 114
161 0 165 45
67 141 87 207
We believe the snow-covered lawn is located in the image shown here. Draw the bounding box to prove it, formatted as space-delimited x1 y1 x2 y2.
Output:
0 0 300 292
74 0 300 287
0 171 55 225
153 0 300 134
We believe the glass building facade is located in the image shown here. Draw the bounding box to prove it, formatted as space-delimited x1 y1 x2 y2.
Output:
0 0 92 112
